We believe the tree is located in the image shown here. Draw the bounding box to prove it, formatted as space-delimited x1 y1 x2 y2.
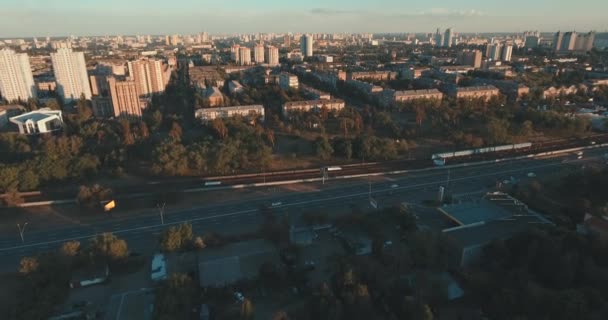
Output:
314 135 334 160
485 118 510 145
19 256 39 274
211 118 228 140
60 241 81 257
155 273 197 320
160 223 194 252
168 122 183 141
75 94 93 124
89 233 128 261
120 119 135 146
265 128 275 147
151 139 188 176
77 184 112 209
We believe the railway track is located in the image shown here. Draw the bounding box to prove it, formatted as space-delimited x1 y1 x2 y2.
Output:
5 133 608 205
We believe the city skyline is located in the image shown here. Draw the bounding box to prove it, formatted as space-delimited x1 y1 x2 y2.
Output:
1 0 608 37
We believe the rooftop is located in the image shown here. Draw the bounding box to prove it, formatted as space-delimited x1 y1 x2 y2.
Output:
9 108 62 124
456 85 499 92
284 99 345 107
395 89 443 96
438 199 514 226
197 105 263 113
197 239 278 287
444 215 547 248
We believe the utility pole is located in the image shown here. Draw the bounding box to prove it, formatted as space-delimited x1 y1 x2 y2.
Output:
157 203 166 225
17 222 28 244
368 174 372 200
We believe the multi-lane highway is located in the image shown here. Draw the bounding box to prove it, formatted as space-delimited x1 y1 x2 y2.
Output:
0 147 606 272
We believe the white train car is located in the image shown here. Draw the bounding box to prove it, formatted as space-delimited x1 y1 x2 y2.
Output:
432 143 532 165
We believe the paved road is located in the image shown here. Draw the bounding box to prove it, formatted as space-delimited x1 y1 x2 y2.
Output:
0 148 605 271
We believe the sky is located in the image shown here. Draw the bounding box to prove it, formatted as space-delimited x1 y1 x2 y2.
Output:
1 0 607 37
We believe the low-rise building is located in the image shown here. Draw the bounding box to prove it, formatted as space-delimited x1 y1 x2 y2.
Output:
394 89 444 103
454 85 500 101
347 71 397 81
400 67 429 80
204 87 224 107
279 72 299 89
439 65 475 75
543 85 587 99
9 108 63 134
300 84 331 100
195 105 264 123
282 99 345 117
441 192 551 267
228 80 244 94
198 240 278 287
346 79 383 95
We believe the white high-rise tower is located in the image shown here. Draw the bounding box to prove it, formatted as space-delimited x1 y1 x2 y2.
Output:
51 48 92 102
0 49 36 102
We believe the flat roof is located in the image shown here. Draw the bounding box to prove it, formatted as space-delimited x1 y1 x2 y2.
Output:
456 85 499 92
196 105 263 113
198 239 278 287
438 199 514 226
10 109 61 123
444 215 546 248
395 89 442 96
284 99 344 107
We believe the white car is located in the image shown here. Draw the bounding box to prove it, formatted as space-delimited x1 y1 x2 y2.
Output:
271 201 283 207
390 184 399 189
527 172 536 178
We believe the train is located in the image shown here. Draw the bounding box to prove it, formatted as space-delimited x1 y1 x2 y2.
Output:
431 143 533 166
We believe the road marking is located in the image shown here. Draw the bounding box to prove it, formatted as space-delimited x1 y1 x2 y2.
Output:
0 155 602 253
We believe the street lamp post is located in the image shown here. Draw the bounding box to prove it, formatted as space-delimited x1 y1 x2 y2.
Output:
157 203 166 225
17 222 28 244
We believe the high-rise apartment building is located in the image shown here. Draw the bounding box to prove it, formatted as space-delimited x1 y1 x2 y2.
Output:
253 44 265 64
501 45 513 62
201 32 209 42
238 47 251 65
575 31 595 51
486 43 503 61
266 46 280 66
434 28 444 47
443 28 454 48
230 45 240 62
51 48 92 102
108 77 142 118
127 59 167 97
300 34 314 57
170 34 180 46
524 36 540 48
560 32 577 51
553 31 564 51
284 34 291 47
0 49 36 102
457 49 482 69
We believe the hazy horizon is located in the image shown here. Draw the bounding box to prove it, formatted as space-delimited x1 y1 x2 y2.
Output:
2 0 608 38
